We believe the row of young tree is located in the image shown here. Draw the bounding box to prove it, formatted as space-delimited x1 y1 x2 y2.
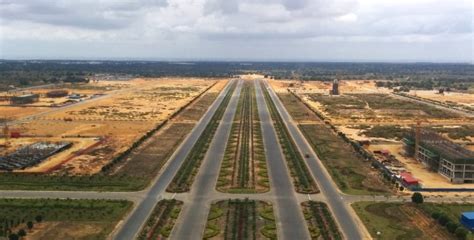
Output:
411 193 470 240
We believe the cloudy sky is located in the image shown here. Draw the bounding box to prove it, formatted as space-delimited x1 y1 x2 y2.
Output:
0 0 473 62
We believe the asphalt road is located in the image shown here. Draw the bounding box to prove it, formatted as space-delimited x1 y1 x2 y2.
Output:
262 80 363 239
254 81 311 240
171 80 243 239
113 79 235 240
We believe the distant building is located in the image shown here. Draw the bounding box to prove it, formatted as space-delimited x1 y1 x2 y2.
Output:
403 130 474 184
10 94 39 105
461 212 474 231
68 94 82 100
330 79 339 95
46 90 69 98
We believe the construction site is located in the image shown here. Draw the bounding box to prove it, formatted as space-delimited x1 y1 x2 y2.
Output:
270 78 474 189
403 129 474 184
0 78 220 175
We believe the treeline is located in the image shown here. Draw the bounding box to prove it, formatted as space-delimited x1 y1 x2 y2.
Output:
1 60 474 90
376 78 472 91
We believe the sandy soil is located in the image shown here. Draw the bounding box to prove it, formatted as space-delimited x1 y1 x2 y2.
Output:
24 221 105 240
269 79 391 94
407 90 474 107
369 143 474 189
0 106 48 120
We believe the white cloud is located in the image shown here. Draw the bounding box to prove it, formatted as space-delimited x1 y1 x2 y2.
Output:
0 0 472 61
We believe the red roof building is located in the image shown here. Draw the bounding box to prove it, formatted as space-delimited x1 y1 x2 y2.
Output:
400 172 419 186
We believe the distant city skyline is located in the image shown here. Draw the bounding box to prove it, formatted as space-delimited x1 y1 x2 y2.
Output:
0 0 473 63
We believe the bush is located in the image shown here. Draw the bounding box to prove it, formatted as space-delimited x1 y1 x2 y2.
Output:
455 227 468 240
411 192 423 204
447 222 459 233
438 214 449 226
8 234 19 240
431 212 441 219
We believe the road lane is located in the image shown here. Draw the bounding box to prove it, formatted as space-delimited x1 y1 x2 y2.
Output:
113 80 235 240
262 80 363 239
171 80 243 239
254 80 310 240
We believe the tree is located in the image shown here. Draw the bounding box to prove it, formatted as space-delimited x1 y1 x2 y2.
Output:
35 215 43 223
17 229 26 237
8 233 19 240
27 221 34 230
455 227 468 240
411 192 423 204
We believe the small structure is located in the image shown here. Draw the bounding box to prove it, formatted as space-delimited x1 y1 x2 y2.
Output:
46 90 69 98
10 94 39 105
330 79 340 95
461 212 474 231
400 172 419 186
68 94 82 100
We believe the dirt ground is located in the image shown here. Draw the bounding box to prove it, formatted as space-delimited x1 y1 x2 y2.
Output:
368 143 474 189
1 78 223 175
0 106 48 119
23 221 107 240
407 90 474 107
269 79 391 94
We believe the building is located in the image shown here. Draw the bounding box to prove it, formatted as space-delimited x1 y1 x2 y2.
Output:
461 212 474 231
400 172 419 186
403 130 474 184
330 79 340 95
10 94 39 105
46 90 69 98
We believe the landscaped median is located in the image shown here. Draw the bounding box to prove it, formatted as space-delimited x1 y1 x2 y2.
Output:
167 81 238 192
203 199 277 240
137 199 183 240
301 201 343 240
260 81 319 194
0 198 132 239
217 81 269 193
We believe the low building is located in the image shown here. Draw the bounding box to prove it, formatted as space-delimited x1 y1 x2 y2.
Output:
400 172 419 186
10 94 39 104
461 212 474 231
403 130 474 184
46 90 69 98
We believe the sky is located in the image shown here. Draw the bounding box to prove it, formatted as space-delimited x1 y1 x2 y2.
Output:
0 0 473 62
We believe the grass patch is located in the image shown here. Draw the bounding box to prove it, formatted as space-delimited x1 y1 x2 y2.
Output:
0 198 131 239
353 202 474 240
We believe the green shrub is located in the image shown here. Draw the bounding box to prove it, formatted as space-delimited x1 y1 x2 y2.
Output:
431 212 441 219
455 227 468 240
438 214 449 226
411 192 423 204
446 222 459 233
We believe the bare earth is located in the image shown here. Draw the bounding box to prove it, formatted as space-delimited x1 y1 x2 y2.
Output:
1 78 224 174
